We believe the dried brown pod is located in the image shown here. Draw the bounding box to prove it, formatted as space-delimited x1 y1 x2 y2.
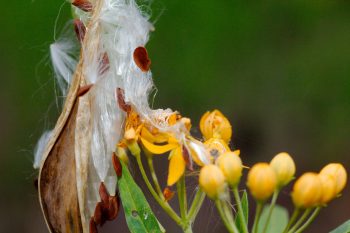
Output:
39 92 84 233
74 19 86 43
112 153 122 178
72 0 93 12
133 46 151 72
163 187 175 201
116 88 131 113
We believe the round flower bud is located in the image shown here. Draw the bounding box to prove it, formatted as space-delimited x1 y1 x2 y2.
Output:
318 174 337 204
320 163 347 195
199 110 232 143
216 151 243 187
247 163 277 201
270 152 296 187
292 172 322 208
199 164 226 199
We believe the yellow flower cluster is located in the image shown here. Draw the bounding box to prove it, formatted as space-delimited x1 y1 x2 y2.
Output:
292 163 347 208
197 110 348 210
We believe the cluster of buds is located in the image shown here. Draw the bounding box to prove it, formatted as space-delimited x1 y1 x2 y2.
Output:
197 110 347 233
292 163 347 208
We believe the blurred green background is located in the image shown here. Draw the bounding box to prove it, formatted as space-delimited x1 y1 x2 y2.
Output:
1 0 349 232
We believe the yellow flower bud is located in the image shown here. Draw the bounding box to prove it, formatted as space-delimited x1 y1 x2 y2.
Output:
320 163 347 195
292 172 322 208
270 152 296 187
116 146 129 165
199 110 232 143
318 174 337 204
216 151 243 187
199 164 226 199
204 138 230 159
247 163 277 201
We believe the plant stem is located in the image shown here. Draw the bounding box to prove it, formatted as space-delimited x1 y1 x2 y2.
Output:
215 200 236 233
146 156 164 199
293 207 321 233
233 188 249 233
177 176 188 219
287 209 312 233
282 208 300 233
187 189 205 222
135 152 182 225
252 202 264 233
261 190 280 233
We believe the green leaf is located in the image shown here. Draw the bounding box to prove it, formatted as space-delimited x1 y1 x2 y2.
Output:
117 161 163 233
235 190 249 233
330 220 350 233
257 204 289 233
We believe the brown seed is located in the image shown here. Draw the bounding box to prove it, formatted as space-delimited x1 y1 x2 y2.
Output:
74 19 86 43
72 0 93 12
77 84 93 97
93 202 103 225
116 88 131 113
163 187 175 201
133 46 151 72
99 182 110 207
107 196 120 220
112 153 122 178
99 52 110 75
182 146 193 171
89 217 98 233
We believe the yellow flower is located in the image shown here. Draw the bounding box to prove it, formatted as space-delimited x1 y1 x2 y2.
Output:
204 138 230 160
247 163 277 201
200 110 232 143
320 163 347 195
199 164 226 199
270 152 296 187
318 174 337 204
216 151 243 187
292 172 322 208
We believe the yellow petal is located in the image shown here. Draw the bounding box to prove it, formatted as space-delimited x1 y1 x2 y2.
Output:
141 127 168 144
167 147 186 186
140 137 178 155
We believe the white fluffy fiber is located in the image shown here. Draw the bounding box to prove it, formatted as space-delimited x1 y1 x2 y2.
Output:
33 130 52 169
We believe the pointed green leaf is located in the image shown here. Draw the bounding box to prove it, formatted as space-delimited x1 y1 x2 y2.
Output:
330 220 350 233
258 204 289 233
118 161 163 233
235 190 249 232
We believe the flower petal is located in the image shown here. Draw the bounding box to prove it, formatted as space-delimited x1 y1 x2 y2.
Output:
140 137 178 155
167 147 186 186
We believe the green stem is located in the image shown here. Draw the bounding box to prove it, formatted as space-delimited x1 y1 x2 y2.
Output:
135 152 182 225
252 202 264 233
261 190 280 233
177 176 187 219
233 188 249 233
282 208 300 233
215 200 236 233
293 207 321 233
146 156 164 199
187 189 206 222
287 209 312 233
